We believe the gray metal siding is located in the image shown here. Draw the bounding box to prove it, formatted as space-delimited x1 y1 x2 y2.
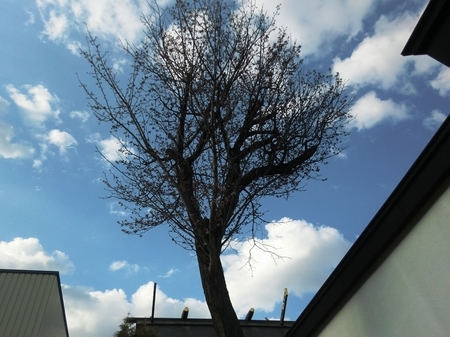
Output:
0 271 68 337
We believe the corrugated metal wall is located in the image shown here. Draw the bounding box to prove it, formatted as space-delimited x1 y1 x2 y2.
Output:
0 271 68 337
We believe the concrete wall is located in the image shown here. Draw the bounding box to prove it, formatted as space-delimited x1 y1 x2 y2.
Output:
315 177 450 337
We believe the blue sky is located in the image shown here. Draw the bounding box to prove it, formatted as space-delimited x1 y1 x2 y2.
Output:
1 0 448 336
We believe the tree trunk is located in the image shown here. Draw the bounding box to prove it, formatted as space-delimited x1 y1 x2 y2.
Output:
196 244 245 337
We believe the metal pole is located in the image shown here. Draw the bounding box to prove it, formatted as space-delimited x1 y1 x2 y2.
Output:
245 308 254 321
181 307 189 319
151 282 157 324
280 288 288 325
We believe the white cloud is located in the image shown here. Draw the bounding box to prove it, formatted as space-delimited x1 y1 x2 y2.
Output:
65 215 352 336
0 96 9 114
25 10 36 25
6 84 60 127
130 282 209 318
1 219 352 337
423 109 447 131
222 218 352 316
249 0 375 57
0 237 74 274
46 129 77 154
70 110 90 122
112 57 128 73
109 260 140 274
159 268 180 278
35 0 374 56
88 134 132 162
109 260 128 271
42 9 69 40
33 159 43 169
349 91 410 130
37 0 157 49
430 66 450 96
0 122 35 159
0 237 207 337
63 282 209 337
0 97 35 159
99 136 123 161
62 285 130 337
333 10 439 93
109 202 127 216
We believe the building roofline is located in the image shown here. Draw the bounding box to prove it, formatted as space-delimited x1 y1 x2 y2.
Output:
128 317 293 328
286 115 450 337
0 268 60 275
401 0 450 66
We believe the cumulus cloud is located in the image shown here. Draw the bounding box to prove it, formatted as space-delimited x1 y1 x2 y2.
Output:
349 91 410 130
48 216 351 335
0 122 35 159
0 94 78 162
222 218 352 316
333 10 438 94
87 133 132 162
430 66 450 96
63 282 209 337
33 158 43 169
0 96 9 114
25 10 36 25
70 110 90 123
109 260 128 271
45 129 78 154
109 260 140 274
36 0 157 49
423 109 447 131
0 237 74 274
42 9 69 40
98 136 124 161
1 219 352 337
63 285 130 337
6 84 60 127
159 268 180 278
249 0 375 57
35 0 374 57
130 282 209 319
109 202 127 217
0 97 36 159
0 237 207 337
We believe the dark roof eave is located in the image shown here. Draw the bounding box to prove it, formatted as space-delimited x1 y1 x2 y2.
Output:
401 0 450 66
128 317 294 328
286 115 450 337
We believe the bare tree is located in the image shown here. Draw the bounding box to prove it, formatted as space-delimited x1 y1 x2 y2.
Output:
80 0 352 336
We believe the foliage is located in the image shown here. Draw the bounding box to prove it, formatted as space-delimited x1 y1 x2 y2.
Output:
113 316 158 337
81 0 352 336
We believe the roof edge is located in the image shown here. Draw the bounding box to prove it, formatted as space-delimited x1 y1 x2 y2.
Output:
401 0 448 56
286 116 450 337
0 269 60 275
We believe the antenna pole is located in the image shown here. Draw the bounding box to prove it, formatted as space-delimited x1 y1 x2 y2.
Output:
151 282 157 324
280 288 288 325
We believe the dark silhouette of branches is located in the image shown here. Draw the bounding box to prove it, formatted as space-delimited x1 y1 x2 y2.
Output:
80 1 352 336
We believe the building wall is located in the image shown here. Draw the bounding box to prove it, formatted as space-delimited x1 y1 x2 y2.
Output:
0 271 68 337
135 318 293 337
315 177 450 337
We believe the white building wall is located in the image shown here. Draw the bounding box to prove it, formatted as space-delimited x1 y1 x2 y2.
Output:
316 178 450 337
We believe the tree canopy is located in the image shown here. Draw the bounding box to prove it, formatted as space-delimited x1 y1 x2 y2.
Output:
80 0 352 336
